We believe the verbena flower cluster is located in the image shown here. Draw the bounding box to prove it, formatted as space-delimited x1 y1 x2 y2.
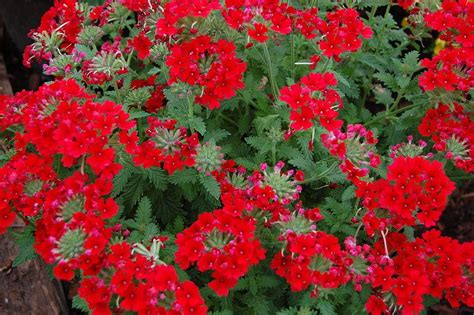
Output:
1 0 473 314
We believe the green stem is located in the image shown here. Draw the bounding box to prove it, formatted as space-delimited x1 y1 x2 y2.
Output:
187 93 195 133
126 48 134 67
365 103 418 127
80 155 86 175
218 113 239 128
320 58 331 73
388 75 413 112
113 80 123 104
291 34 295 79
262 43 279 99
301 161 339 184
271 142 276 166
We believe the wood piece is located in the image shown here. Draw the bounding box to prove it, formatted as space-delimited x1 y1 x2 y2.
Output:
0 53 12 95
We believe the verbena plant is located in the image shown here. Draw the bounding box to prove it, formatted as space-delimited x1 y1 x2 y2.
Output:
1 0 473 314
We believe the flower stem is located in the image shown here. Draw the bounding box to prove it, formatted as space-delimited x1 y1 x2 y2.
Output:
263 43 279 99
113 79 123 104
365 103 418 127
187 93 195 133
301 161 339 184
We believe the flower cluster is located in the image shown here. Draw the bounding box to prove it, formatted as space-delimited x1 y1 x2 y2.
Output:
321 124 381 184
130 75 166 113
0 80 132 236
365 230 474 314
217 162 304 223
155 0 221 37
175 210 265 296
389 135 430 159
128 117 198 174
77 241 207 315
418 0 473 93
357 156 456 230
280 72 343 132
165 36 246 109
272 230 351 294
23 0 82 66
316 8 373 59
222 0 294 39
418 104 474 173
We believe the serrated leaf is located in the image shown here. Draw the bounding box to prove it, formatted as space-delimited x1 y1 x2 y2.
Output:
246 136 272 154
148 67 161 75
166 216 185 234
374 88 394 106
136 197 153 225
396 75 411 89
143 223 159 240
316 301 336 315
12 226 36 267
112 164 132 197
374 72 398 90
254 114 280 134
199 175 221 200
404 226 415 241
72 295 90 313
342 186 355 201
187 117 206 135
358 0 389 7
129 111 151 119
169 168 198 185
403 51 420 70
142 167 168 191
75 44 94 59
203 129 231 143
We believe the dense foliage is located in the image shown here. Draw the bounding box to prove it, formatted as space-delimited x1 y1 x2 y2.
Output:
1 0 473 314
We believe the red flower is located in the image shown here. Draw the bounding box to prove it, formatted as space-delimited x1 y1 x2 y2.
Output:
175 210 265 295
365 295 388 315
290 106 315 131
131 32 152 60
166 36 246 109
248 23 269 43
54 261 75 280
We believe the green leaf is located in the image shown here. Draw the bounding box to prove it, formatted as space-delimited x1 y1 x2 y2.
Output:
316 300 336 315
187 116 206 135
142 167 168 191
75 44 94 59
358 0 389 7
129 111 151 119
166 216 185 234
402 51 420 71
122 175 145 207
136 197 153 226
112 163 132 197
404 226 415 241
72 295 90 313
12 226 36 267
374 72 398 91
246 136 272 154
342 186 355 202
169 168 198 185
143 223 159 240
199 175 221 200
374 88 394 106
254 114 280 134
203 129 231 143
